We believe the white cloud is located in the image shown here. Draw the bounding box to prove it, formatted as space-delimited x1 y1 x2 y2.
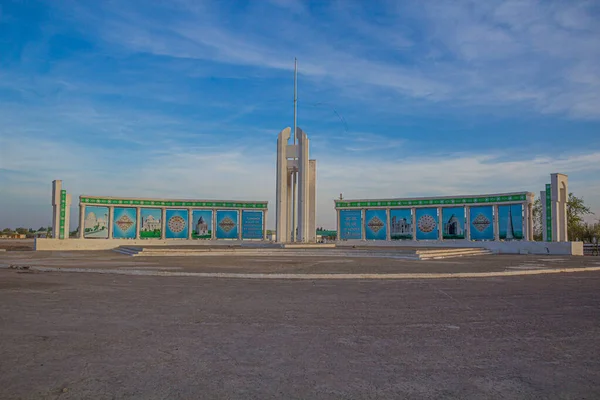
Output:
2 131 599 230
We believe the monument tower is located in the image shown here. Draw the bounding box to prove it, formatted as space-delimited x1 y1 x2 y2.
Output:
275 59 317 243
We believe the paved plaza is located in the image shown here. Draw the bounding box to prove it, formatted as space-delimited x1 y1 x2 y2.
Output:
1 251 600 399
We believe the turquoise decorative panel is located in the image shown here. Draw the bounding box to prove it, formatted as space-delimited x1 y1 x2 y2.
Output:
416 208 438 240
365 209 387 240
113 207 136 239
470 206 494 241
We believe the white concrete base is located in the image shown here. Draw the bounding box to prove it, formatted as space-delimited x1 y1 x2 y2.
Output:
34 238 584 256
279 243 336 249
336 240 584 256
113 246 491 259
34 238 264 251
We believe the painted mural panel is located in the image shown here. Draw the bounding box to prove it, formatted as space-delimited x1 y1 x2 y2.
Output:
339 210 362 240
242 211 264 239
216 210 239 239
113 207 136 239
390 209 413 240
140 208 162 239
165 209 188 239
191 210 212 239
469 206 494 240
84 206 109 239
442 207 465 239
416 208 439 240
365 209 387 240
498 204 524 240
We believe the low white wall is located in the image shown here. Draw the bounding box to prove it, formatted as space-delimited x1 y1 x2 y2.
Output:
34 238 263 251
34 238 584 255
336 240 584 256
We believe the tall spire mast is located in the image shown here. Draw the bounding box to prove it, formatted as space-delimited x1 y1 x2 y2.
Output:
291 58 298 241
293 57 297 145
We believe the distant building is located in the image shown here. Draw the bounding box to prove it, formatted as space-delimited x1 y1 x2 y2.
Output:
0 233 26 239
142 215 161 231
505 207 515 240
391 216 411 235
444 214 463 236
84 212 106 231
195 216 208 236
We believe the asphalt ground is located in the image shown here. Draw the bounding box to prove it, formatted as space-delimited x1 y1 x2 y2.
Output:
2 250 600 274
1 268 600 399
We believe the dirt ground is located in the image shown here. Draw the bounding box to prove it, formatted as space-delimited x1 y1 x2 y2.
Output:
0 238 34 251
1 252 600 399
2 249 600 275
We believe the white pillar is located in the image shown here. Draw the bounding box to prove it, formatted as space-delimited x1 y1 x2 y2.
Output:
263 210 268 241
386 208 391 241
161 208 166 240
297 128 309 243
275 127 291 243
528 203 534 241
493 205 500 241
361 209 366 240
135 207 141 240
238 210 242 241
108 206 114 239
411 207 416 240
307 159 317 243
188 209 193 240
287 171 293 241
336 209 341 241
211 209 216 240
465 206 471 240
51 180 62 239
79 204 85 239
437 207 443 241
551 173 568 242
522 203 527 241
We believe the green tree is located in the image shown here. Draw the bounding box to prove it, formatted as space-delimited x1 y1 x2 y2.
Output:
567 193 593 239
16 227 28 235
532 198 543 241
533 193 593 241
572 222 600 243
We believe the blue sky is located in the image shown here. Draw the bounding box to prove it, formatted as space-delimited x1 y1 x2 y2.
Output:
1 0 599 230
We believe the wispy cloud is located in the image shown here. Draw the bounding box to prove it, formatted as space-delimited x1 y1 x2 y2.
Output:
50 0 600 119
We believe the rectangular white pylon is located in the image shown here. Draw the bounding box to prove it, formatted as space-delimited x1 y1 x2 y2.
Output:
276 127 291 243
296 127 309 242
308 159 317 243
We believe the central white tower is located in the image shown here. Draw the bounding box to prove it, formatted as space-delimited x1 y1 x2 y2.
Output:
275 60 316 243
275 127 316 243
